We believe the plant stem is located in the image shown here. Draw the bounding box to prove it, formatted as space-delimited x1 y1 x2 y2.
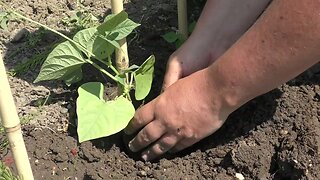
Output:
111 0 130 73
0 2 119 81
86 59 118 81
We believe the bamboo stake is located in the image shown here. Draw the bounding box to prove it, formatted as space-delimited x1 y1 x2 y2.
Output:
0 52 34 180
177 0 188 38
111 0 129 73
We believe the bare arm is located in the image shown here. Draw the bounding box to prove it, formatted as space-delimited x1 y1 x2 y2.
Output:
124 0 320 161
209 0 320 111
163 0 271 88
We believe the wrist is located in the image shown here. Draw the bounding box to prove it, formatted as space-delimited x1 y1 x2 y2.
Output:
203 63 248 113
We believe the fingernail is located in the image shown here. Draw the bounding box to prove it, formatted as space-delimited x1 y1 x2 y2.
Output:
141 151 149 161
128 140 137 152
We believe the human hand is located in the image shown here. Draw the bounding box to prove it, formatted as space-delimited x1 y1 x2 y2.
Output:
162 40 220 91
124 68 233 161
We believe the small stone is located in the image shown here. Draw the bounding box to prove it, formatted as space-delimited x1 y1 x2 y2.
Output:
137 170 147 177
67 0 77 10
235 173 245 180
279 129 288 135
10 28 29 43
67 104 72 109
60 108 68 114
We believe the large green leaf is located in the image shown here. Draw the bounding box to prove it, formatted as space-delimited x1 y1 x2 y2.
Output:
97 11 128 34
133 55 155 100
98 11 140 40
109 18 140 40
34 41 86 83
73 27 116 60
77 82 135 143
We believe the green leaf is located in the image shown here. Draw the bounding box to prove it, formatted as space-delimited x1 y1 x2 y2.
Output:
64 68 83 86
73 27 115 59
122 64 139 73
98 11 140 40
175 34 187 48
115 74 126 87
134 55 155 100
97 11 128 34
175 38 184 48
98 34 121 50
188 21 197 34
34 41 86 83
0 17 8 31
162 31 178 43
110 19 140 40
103 14 113 22
77 82 135 142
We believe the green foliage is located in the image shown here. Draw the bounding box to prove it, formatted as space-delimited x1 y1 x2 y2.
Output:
34 41 86 84
0 161 20 180
77 82 135 142
162 31 186 48
61 11 99 30
98 13 140 40
162 21 197 48
27 10 154 142
0 11 16 31
2 4 155 142
134 55 155 100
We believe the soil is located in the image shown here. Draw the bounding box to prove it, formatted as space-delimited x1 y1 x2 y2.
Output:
1 0 320 179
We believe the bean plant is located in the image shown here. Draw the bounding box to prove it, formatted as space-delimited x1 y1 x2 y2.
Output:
2 5 155 143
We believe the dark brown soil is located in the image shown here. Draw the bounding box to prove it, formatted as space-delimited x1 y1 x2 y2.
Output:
1 0 320 179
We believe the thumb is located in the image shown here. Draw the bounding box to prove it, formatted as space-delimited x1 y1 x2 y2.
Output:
162 59 183 92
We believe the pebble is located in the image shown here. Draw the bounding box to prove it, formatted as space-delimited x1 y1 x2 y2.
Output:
279 129 288 135
60 108 68 114
235 173 245 180
137 170 147 177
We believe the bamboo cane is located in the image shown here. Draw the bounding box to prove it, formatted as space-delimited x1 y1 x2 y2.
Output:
0 52 34 180
177 0 188 38
111 0 129 73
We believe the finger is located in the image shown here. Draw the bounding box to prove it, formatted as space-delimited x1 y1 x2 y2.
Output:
162 59 182 92
128 120 166 152
141 133 181 161
169 138 199 153
124 100 156 135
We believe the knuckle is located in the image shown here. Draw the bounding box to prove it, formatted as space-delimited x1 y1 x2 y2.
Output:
160 136 176 147
138 128 155 144
181 128 195 139
133 113 144 126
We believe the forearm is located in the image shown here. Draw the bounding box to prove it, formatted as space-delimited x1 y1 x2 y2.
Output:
185 0 271 60
208 0 320 110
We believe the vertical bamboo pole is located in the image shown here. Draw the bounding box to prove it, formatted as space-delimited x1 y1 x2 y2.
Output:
111 0 129 73
177 0 188 38
0 52 34 180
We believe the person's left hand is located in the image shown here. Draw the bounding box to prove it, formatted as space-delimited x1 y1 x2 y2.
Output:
123 68 233 161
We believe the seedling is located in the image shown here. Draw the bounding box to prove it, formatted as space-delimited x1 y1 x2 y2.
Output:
1 3 155 143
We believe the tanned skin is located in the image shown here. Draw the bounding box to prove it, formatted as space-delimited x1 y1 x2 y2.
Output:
124 0 320 161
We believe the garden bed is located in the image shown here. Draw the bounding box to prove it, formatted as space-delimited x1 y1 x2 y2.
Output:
1 0 319 179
